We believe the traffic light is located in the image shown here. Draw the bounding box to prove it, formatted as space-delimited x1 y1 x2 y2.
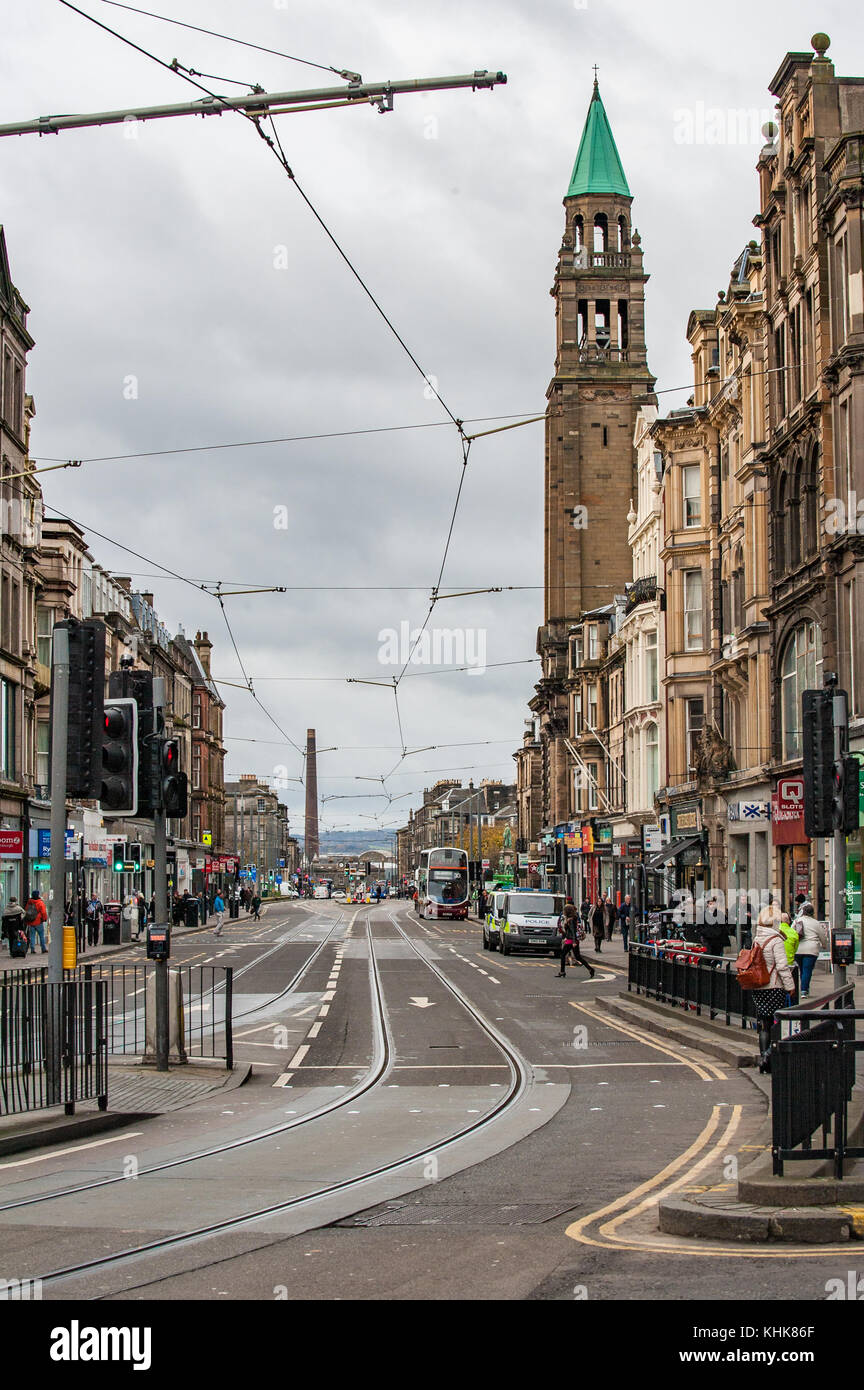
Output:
833 756 861 834
109 669 159 815
100 698 138 816
161 739 188 817
129 841 142 871
112 839 126 873
802 689 834 838
60 618 107 798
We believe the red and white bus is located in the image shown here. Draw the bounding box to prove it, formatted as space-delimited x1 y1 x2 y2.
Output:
415 847 469 920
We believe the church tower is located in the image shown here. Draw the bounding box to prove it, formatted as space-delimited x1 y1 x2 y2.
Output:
544 77 655 628
526 78 656 835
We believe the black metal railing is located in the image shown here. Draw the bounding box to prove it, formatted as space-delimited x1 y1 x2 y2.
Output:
79 963 234 1065
771 989 862 1178
628 940 761 1028
0 978 107 1117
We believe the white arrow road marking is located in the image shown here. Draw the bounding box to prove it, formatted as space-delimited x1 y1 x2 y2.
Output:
409 997 436 1008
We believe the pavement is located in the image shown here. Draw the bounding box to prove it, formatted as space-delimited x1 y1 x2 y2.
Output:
0 899 282 974
590 947 864 1244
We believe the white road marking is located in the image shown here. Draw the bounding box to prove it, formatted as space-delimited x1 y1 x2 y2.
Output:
307 1021 322 1038
287 1044 310 1068
272 1073 294 1087
321 991 335 1002
409 997 436 1008
318 1004 330 1017
0 1132 143 1170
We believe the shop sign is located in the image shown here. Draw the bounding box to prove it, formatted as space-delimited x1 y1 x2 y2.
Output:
597 826 613 844
728 802 770 822
642 824 663 853
0 830 24 858
772 777 807 846
581 826 594 853
670 803 701 835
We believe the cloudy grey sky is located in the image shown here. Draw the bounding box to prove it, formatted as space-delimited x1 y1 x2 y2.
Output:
2 0 862 840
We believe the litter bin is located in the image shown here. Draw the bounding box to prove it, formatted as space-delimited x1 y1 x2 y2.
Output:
184 899 199 929
102 900 122 945
229 897 239 919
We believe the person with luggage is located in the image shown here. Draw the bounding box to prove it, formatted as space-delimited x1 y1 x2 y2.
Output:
213 891 226 938
2 898 28 958
591 897 605 953
25 890 48 954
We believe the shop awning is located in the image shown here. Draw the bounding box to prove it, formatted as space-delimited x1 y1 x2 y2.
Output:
645 835 702 869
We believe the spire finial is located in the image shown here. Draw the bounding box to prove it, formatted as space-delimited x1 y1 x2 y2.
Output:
592 63 599 89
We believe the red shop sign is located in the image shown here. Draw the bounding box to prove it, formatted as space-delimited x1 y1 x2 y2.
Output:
772 777 808 845
0 830 24 857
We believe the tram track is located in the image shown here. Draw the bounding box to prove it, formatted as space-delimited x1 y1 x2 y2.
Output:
14 906 533 1295
0 910 355 1216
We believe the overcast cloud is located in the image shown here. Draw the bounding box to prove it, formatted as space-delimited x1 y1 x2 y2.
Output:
2 0 862 839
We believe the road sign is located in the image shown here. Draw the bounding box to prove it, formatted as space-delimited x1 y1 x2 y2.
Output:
202 831 212 846
275 875 282 884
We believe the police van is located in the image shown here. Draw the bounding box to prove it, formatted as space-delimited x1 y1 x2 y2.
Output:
497 889 564 956
482 890 508 951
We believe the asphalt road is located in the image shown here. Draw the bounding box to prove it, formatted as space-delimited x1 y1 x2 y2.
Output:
0 898 855 1304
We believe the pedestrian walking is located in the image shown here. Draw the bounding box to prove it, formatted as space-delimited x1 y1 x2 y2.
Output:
756 893 782 930
251 893 261 921
617 894 632 952
477 885 487 919
793 902 828 998
555 903 595 980
591 897 605 953
602 893 615 941
24 890 49 954
213 891 226 937
85 894 102 947
746 918 796 1072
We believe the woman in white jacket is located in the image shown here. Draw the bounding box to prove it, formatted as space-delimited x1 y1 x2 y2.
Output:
793 903 828 998
751 919 796 1072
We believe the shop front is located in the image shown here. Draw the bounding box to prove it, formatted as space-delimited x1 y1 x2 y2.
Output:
0 827 24 908
844 755 863 956
725 793 772 913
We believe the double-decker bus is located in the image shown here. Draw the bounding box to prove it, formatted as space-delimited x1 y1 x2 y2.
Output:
415 847 469 920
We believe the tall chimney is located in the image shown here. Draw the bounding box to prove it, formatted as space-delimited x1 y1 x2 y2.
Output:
305 728 319 864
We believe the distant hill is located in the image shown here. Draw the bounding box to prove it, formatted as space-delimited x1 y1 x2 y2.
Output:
300 830 395 855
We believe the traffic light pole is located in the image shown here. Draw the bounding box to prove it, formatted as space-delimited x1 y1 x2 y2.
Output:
46 627 70 1106
153 678 169 1071
832 685 848 990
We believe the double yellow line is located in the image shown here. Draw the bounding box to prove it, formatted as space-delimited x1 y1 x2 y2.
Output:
569 1001 727 1081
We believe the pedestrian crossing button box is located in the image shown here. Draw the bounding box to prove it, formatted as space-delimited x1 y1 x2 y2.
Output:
146 925 170 961
831 928 855 967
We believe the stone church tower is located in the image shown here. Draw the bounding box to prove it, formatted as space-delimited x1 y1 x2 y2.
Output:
523 80 656 837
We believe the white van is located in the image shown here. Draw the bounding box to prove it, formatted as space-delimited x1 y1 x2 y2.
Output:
482 891 507 951
498 890 564 956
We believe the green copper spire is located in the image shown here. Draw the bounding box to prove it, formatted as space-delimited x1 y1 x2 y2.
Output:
566 79 630 198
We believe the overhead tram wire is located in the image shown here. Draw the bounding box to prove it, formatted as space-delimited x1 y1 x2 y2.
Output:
38 499 307 762
28 411 545 468
94 0 361 80
57 1 464 435
51 2 514 801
